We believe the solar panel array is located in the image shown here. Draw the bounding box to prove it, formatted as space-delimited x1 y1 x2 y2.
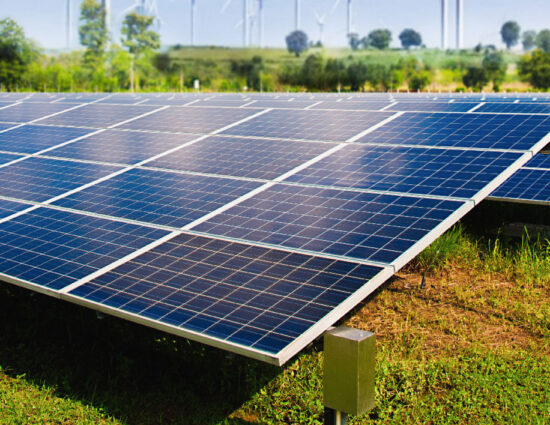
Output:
0 91 548 365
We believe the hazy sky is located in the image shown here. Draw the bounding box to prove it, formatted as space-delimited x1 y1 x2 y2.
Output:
2 0 549 50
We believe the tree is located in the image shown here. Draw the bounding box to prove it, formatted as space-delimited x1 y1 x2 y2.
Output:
365 64 389 91
482 51 506 91
500 21 520 49
0 18 38 91
285 30 308 57
519 50 550 90
325 58 347 92
367 29 392 50
230 55 265 91
348 33 361 51
347 61 368 91
399 29 422 50
79 0 108 68
522 30 537 51
409 71 431 91
301 54 325 90
462 66 489 91
536 29 550 53
121 11 160 92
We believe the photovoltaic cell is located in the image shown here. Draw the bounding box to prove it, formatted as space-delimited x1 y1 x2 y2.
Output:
0 152 23 165
196 184 465 264
69 233 385 355
0 207 168 290
0 123 15 132
221 109 393 142
0 103 79 123
0 125 93 154
476 103 550 114
286 144 523 198
119 106 262 134
47 130 198 165
149 136 336 180
53 168 262 228
38 104 161 128
0 198 33 220
248 100 321 109
357 112 550 150
490 168 550 203
311 101 392 111
0 157 120 202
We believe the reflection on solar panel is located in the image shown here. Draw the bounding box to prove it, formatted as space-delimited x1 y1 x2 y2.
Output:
357 112 550 150
0 92 547 365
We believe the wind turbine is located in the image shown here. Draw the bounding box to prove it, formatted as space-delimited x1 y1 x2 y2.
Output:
456 0 464 49
102 0 112 41
330 0 353 38
66 0 71 49
294 0 300 30
258 0 264 47
314 11 326 44
190 0 196 45
441 0 447 49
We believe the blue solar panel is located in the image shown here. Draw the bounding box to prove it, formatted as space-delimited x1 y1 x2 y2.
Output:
0 125 93 154
196 184 465 264
149 136 336 180
387 102 480 113
357 112 550 150
120 106 261 134
476 103 550 114
47 130 198 165
53 168 261 228
286 145 523 198
0 152 23 165
69 233 385 355
249 100 322 109
491 168 550 203
0 157 120 202
311 101 392 111
525 153 550 169
0 207 168 290
188 99 253 107
221 109 393 142
0 103 79 123
38 104 160 128
0 123 14 132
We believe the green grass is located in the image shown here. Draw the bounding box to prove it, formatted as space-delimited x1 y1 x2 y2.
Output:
0 202 549 424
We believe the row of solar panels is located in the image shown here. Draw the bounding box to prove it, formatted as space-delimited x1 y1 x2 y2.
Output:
0 94 547 365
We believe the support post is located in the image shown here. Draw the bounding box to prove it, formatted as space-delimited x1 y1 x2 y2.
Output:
323 327 376 423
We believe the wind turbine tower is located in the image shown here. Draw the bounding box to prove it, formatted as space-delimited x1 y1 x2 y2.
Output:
456 0 463 49
440 0 447 49
190 0 196 45
295 0 300 30
258 0 264 47
347 0 352 36
102 0 111 40
66 0 71 49
243 0 249 47
315 12 326 44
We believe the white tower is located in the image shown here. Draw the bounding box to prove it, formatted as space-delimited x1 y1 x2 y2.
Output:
243 0 249 46
190 0 196 45
295 0 300 30
441 0 447 49
347 0 352 36
66 0 71 49
102 0 111 41
456 0 463 49
258 0 264 47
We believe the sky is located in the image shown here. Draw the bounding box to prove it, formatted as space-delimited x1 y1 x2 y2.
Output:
2 0 550 50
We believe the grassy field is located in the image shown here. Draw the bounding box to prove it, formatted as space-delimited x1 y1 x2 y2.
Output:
0 201 549 424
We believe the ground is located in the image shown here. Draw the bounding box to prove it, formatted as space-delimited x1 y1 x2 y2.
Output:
0 201 549 424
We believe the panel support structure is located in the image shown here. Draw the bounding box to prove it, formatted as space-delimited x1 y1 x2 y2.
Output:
324 327 376 420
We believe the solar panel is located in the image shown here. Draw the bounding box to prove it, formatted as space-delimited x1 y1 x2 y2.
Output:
119 106 262 134
149 136 336 180
0 93 547 365
47 130 198 165
386 102 481 113
357 112 550 150
38 103 162 128
0 102 81 123
221 109 393 141
53 168 262 228
285 144 523 199
311 101 392 111
0 125 93 154
246 100 321 109
476 102 550 114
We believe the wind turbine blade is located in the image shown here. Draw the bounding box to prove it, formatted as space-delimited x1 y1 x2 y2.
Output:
221 0 233 14
330 0 342 14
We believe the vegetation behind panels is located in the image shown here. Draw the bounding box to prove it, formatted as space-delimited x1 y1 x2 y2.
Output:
2 0 550 92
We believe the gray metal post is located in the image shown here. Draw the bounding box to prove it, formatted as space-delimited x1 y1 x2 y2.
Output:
324 327 376 423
